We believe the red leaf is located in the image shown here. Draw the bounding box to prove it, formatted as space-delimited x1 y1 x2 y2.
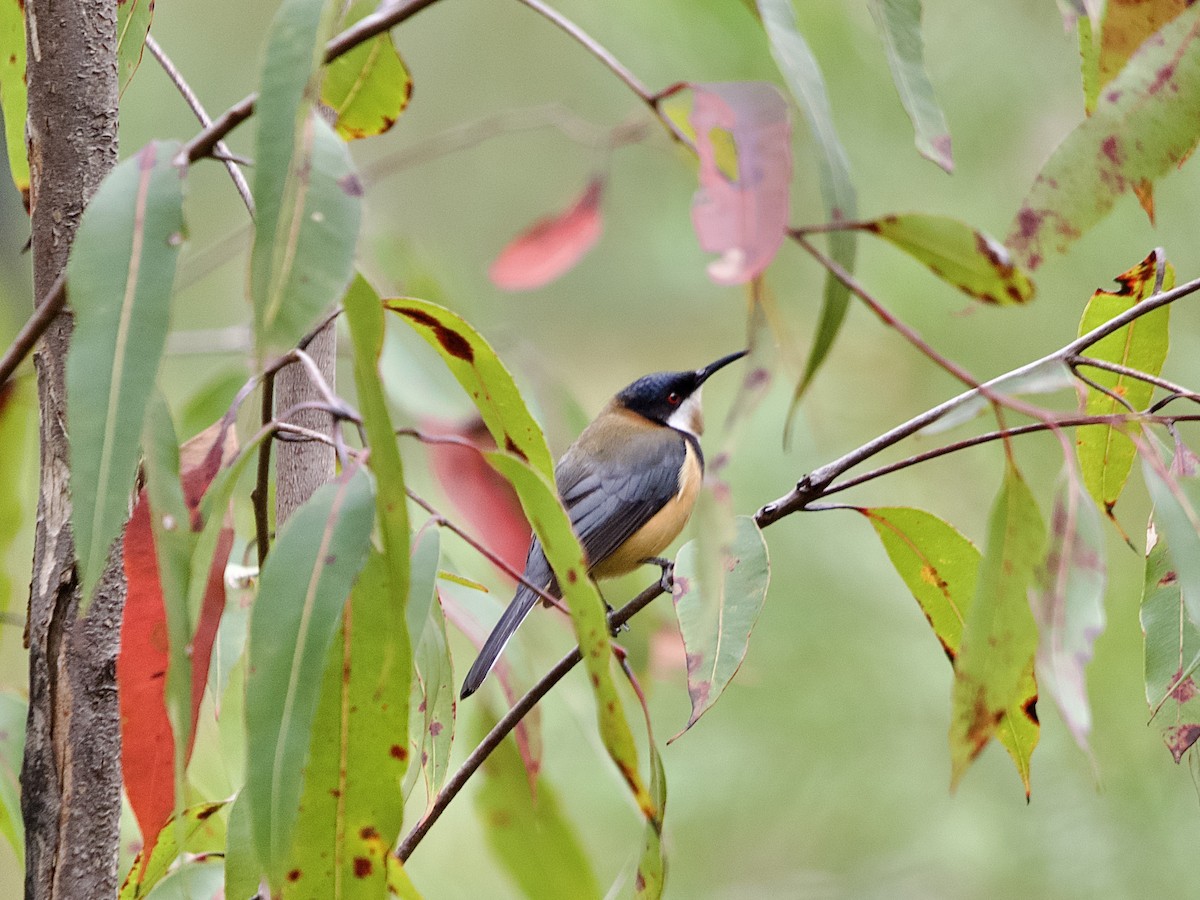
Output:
689 82 792 285
423 416 531 577
118 420 237 859
489 178 604 291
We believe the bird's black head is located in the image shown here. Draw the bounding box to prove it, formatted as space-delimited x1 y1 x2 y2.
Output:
614 350 747 430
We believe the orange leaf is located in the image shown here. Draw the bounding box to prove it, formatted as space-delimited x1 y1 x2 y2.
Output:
489 179 604 292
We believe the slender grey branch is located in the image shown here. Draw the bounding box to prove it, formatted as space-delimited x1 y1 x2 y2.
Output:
1071 354 1200 403
145 34 254 214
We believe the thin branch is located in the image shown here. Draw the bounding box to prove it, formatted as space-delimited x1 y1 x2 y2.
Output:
755 273 1200 527
145 34 254 215
0 273 65 385
1071 354 1200 403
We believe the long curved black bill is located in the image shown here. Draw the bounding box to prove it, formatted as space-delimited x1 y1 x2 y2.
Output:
695 349 749 385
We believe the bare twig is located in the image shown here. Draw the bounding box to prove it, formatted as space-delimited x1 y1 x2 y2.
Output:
0 273 65 385
145 34 254 214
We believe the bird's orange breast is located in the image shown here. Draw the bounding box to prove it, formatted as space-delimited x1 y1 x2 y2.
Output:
590 437 703 578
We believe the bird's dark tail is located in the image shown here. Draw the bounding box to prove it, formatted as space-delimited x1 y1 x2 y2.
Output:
460 585 541 699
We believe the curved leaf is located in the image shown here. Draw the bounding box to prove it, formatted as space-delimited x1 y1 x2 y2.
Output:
868 0 953 172
285 549 410 899
948 465 1045 792
1076 250 1172 517
407 531 455 807
387 298 554 478
688 83 791 285
244 466 375 888
1141 439 1200 632
670 516 770 738
118 800 227 900
67 140 185 610
117 0 154 97
485 451 655 821
854 213 1034 305
474 717 600 900
321 0 412 140
1007 4 1200 268
861 506 1038 795
1088 0 1190 114
252 0 360 356
1029 470 1107 753
756 0 858 394
490 178 605 292
0 0 28 207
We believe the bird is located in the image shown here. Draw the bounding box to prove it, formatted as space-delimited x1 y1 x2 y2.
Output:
460 349 748 699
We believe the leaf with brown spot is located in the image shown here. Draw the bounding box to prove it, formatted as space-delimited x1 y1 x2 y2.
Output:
1029 467 1107 754
1086 0 1191 115
387 298 554 478
0 0 28 207
669 515 770 740
490 178 605 291
321 0 411 141
850 213 1034 305
1140 517 1200 762
949 464 1045 794
1076 250 1172 518
861 506 1038 794
118 800 228 900
1007 4 1200 268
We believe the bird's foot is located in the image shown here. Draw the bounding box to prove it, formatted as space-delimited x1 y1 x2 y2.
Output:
603 599 628 638
643 556 676 594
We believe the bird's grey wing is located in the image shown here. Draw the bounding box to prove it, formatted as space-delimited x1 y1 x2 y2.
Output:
555 431 687 569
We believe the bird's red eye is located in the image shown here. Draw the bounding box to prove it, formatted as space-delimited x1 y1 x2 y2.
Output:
667 392 681 406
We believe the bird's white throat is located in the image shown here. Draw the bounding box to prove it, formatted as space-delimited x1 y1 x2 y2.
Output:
666 389 703 438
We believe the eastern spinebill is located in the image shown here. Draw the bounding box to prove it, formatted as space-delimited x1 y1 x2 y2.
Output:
460 350 748 699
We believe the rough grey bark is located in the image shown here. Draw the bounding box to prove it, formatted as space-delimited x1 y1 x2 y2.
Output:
274 321 337 524
20 2 123 898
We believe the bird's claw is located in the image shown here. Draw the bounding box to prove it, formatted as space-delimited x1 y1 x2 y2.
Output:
604 601 627 638
643 556 675 594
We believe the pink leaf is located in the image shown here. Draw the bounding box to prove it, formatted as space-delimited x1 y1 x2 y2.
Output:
689 82 792 285
489 178 604 291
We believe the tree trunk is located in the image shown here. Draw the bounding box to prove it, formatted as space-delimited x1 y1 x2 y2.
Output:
275 321 336 524
20 2 122 898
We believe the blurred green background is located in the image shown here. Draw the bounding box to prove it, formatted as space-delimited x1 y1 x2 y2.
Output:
4 0 1200 897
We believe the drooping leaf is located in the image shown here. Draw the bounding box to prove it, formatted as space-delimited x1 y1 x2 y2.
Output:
120 408 235 870
852 213 1034 305
0 692 26 865
118 800 227 900
244 466 375 888
67 140 185 610
284 549 410 899
386 856 423 899
490 178 605 292
484 451 655 820
1141 521 1200 760
687 83 791 285
1076 250 1172 517
1006 4 1200 268
321 0 412 140
756 0 858 395
670 516 770 738
860 506 1038 794
410 595 455 810
423 416 532 578
343 273 412 730
474 717 601 900
1029 470 1107 753
634 744 668 900
116 0 154 97
868 0 953 172
949 464 1045 791
1141 441 1200 631
251 0 360 356
387 298 555 478
0 0 28 207
141 857 224 900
